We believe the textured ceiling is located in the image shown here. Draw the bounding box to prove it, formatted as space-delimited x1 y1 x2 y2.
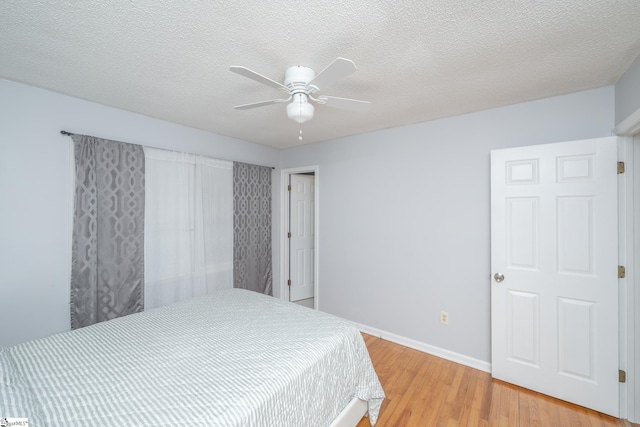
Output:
1 1 639 149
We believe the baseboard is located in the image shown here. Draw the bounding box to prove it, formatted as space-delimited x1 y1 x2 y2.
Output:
354 322 492 373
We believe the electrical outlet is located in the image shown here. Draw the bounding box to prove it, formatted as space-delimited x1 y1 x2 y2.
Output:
440 311 449 325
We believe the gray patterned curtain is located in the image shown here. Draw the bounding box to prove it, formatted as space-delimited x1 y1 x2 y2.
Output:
70 135 145 329
233 162 272 295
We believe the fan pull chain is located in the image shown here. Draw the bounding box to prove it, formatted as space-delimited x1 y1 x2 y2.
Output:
298 125 303 141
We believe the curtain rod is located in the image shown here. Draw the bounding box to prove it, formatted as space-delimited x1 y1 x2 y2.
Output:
60 130 275 169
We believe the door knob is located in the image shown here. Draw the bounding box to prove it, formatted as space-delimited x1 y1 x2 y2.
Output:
494 273 505 282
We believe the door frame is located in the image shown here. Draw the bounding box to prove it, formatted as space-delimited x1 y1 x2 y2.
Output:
614 109 640 423
279 166 320 308
617 136 634 421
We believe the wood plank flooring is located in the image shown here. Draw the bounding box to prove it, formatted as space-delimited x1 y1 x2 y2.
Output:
357 334 638 427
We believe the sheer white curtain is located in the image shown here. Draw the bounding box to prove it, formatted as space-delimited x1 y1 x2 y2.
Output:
144 147 233 309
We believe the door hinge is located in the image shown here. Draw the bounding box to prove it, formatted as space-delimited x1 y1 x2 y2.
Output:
620 370 626 383
617 161 625 174
287 279 291 286
288 184 292 191
287 232 291 239
618 266 626 279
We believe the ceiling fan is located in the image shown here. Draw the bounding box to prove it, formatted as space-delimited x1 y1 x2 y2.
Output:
230 57 371 125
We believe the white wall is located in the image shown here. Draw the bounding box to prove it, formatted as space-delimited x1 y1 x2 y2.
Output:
279 86 615 363
0 77 618 362
0 78 280 348
616 55 640 125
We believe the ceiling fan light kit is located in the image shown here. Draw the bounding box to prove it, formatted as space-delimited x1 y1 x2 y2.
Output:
230 57 371 130
287 93 315 124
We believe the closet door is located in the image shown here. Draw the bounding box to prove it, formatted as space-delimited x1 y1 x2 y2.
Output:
289 174 315 302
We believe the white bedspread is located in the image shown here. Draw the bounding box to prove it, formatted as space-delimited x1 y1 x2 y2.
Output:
0 289 384 426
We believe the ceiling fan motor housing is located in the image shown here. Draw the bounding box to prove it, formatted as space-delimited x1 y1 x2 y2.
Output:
284 66 317 93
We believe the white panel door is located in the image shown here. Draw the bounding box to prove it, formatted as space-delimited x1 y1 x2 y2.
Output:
289 174 315 302
491 137 619 416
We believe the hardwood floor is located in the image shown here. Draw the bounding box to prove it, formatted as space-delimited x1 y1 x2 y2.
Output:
357 334 638 427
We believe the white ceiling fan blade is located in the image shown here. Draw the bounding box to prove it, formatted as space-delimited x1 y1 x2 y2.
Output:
318 96 371 113
234 99 288 110
308 57 357 91
230 66 288 91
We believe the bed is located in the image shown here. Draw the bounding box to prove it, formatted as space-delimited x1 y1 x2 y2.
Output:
0 289 384 426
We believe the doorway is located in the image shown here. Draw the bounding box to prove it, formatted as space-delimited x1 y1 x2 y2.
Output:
280 166 319 309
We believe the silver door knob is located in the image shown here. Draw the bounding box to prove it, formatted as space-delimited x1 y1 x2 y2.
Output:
494 273 505 282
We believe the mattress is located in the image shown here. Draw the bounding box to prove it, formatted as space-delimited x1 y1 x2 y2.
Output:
0 289 384 426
